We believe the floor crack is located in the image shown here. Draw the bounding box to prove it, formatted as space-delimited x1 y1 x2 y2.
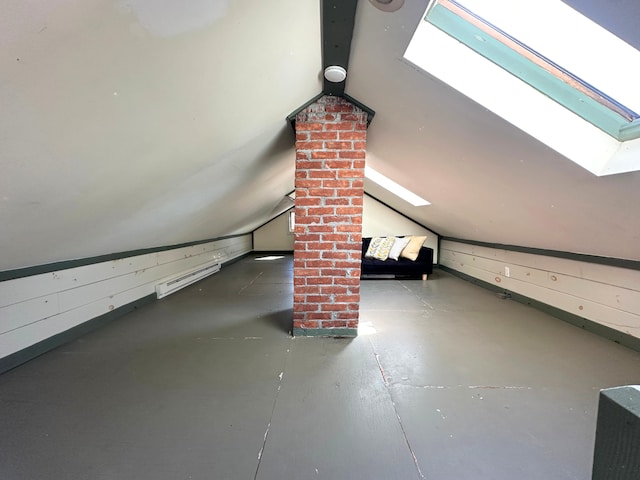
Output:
253 340 291 480
370 341 426 479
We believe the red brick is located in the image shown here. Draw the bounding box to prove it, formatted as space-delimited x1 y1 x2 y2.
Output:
295 215 321 225
354 142 366 150
336 207 362 215
306 242 335 250
322 251 348 260
297 320 320 329
336 188 363 196
335 261 360 270
325 160 354 169
339 150 366 159
294 268 320 277
322 233 348 242
321 286 348 295
336 225 362 233
310 131 338 140
296 141 324 150
308 225 334 233
295 285 320 294
322 268 347 276
309 188 335 197
322 303 348 312
296 160 324 169
325 122 355 131
296 133 309 141
306 295 331 303
325 198 350 206
339 131 366 140
307 207 334 216
308 170 336 179
306 312 333 320
296 197 322 206
325 141 353 150
351 197 363 206
297 122 323 131
335 277 360 286
337 169 364 178
340 113 360 121
352 179 364 188
296 151 310 160
295 303 319 312
307 277 334 285
295 170 307 179
296 179 322 188
355 123 367 130
325 104 354 113
295 234 320 242
335 295 360 303
354 160 366 169
323 180 351 188
322 321 348 328
311 151 338 159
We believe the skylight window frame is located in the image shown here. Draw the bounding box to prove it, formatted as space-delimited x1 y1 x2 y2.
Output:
404 0 640 176
424 0 639 142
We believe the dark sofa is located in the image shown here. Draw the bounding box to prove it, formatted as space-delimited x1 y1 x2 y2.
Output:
361 237 433 279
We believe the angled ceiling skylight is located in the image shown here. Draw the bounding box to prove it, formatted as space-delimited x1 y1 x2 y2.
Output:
365 166 431 206
404 0 640 176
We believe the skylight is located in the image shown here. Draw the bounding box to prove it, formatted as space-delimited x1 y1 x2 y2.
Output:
364 166 431 206
404 0 640 176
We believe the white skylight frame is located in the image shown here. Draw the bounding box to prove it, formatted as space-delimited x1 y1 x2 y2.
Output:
364 166 431 206
404 0 640 176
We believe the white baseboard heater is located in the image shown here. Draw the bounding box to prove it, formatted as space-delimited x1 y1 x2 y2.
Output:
155 261 221 299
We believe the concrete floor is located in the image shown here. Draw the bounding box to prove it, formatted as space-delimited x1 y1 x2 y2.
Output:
1 254 640 480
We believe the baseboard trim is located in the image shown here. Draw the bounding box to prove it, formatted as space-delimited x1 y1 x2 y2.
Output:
293 328 358 338
0 294 156 375
440 265 640 353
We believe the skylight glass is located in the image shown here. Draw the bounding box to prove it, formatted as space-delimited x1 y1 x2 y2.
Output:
404 0 640 176
364 166 431 206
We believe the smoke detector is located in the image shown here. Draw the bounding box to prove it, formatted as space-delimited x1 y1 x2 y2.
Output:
324 65 347 83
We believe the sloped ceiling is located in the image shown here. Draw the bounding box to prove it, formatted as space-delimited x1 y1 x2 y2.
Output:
1 0 639 271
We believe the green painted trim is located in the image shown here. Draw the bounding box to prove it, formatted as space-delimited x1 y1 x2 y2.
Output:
0 233 252 282
293 328 358 338
427 3 632 140
0 294 156 375
619 118 640 141
440 265 640 352
442 237 640 271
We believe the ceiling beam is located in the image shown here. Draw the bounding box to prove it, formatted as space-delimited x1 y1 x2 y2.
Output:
322 0 358 96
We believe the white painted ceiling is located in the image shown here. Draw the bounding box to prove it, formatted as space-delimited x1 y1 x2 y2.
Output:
1 0 639 270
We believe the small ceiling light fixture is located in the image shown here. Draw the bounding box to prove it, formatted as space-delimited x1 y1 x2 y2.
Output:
368 0 404 12
324 65 347 83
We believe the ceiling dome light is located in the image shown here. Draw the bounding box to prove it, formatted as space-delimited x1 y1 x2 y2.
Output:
324 65 347 83
368 0 404 12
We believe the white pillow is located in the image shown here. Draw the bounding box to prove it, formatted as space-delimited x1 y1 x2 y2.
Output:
388 237 411 260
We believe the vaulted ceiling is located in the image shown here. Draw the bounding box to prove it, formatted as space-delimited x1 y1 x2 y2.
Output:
1 0 639 271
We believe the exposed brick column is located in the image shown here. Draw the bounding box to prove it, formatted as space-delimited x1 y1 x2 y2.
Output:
293 95 366 337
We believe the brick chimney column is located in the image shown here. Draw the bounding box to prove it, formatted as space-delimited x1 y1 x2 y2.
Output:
293 96 367 337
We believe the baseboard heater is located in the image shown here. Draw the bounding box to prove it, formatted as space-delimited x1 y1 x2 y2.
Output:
155 261 221 299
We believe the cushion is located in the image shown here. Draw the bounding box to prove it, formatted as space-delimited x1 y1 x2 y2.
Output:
388 237 411 260
400 235 427 261
365 236 395 261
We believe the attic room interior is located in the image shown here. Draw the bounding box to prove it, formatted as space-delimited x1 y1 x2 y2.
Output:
1 0 639 478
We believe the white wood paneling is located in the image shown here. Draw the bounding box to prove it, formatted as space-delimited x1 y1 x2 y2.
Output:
441 240 640 340
0 235 252 360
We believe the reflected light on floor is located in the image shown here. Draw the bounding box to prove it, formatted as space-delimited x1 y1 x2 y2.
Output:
358 321 377 336
255 256 285 261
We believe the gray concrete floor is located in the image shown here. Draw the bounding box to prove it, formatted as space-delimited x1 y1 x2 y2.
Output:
1 254 640 480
